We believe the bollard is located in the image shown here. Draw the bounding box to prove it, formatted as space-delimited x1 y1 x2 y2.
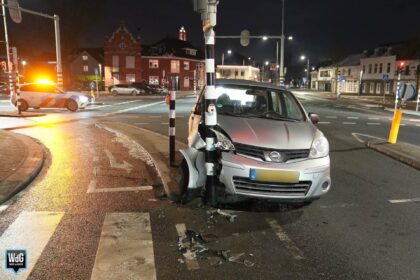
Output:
388 108 402 144
169 90 176 167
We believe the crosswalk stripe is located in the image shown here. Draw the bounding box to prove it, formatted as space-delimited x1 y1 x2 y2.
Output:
0 211 64 279
91 212 156 280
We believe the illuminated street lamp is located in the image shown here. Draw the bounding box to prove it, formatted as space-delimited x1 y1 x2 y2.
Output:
221 49 232 65
300 55 310 88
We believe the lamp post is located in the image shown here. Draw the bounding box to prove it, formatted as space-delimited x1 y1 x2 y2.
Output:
300 55 310 88
262 36 293 85
21 60 26 81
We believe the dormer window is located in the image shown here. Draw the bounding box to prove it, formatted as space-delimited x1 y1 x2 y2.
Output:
183 48 197 56
119 42 126 50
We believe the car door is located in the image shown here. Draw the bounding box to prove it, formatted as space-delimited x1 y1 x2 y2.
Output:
19 85 38 106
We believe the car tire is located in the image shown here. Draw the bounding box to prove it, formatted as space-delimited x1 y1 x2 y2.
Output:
177 159 189 197
66 99 78 112
131 90 137 96
19 99 29 112
111 90 118 96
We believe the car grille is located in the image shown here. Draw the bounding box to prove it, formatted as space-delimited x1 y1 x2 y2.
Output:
233 177 311 196
233 142 309 162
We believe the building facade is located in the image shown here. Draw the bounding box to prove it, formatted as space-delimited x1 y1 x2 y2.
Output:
216 65 260 81
337 54 364 94
316 66 337 92
68 48 103 89
104 23 142 87
141 27 205 91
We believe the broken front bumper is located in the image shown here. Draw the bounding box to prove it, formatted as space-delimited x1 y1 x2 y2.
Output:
219 152 331 201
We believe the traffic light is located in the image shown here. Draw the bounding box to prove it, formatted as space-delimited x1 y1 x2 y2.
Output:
398 61 405 74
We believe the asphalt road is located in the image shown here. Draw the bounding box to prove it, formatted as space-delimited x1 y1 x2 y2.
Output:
0 93 420 279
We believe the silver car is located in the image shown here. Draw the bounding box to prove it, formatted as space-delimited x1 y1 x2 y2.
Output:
180 79 331 203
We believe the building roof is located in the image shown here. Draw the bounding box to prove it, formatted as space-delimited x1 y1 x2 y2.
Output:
337 53 365 66
363 40 420 60
142 36 204 60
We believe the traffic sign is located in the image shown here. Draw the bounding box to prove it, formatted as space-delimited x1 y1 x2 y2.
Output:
90 82 95 89
240 30 250 47
7 0 22 24
94 68 99 76
382 74 389 81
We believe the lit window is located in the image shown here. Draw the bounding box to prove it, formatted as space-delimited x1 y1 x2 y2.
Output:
184 61 190 70
83 65 89 72
149 76 159 85
171 60 180 73
126 56 135 69
149 59 159 69
82 55 88 61
126 74 135 83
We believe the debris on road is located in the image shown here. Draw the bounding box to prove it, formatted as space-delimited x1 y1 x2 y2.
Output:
215 209 237 223
176 228 254 268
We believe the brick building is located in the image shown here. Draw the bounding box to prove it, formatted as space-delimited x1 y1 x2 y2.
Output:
104 23 142 87
141 27 205 91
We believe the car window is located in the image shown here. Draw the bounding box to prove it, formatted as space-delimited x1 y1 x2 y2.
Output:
283 92 305 120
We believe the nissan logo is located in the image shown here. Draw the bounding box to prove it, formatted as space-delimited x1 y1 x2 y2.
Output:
269 151 283 162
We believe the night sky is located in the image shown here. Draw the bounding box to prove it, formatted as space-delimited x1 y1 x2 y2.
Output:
4 0 420 69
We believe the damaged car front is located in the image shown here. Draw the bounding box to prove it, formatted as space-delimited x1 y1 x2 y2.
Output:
180 79 331 204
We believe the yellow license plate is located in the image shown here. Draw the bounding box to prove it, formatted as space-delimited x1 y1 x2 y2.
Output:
250 169 300 183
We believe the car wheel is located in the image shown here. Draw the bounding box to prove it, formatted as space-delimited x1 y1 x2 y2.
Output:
131 90 137 96
111 90 118 96
177 159 189 197
66 99 78 112
19 99 29 111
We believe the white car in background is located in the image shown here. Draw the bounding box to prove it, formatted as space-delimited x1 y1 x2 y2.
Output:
11 83 90 112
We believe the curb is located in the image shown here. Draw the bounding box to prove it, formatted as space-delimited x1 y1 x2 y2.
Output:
0 112 46 117
367 140 420 171
0 133 46 205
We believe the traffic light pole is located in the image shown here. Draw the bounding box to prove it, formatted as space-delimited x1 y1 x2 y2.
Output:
194 0 219 206
1 0 20 114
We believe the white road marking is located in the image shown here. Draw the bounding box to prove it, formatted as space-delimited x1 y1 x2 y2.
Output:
160 122 169 125
347 116 359 119
368 117 380 120
389 198 420 204
0 211 64 280
342 122 356 125
91 213 156 280
134 122 151 125
319 202 356 209
87 180 153 193
147 116 162 118
325 116 337 119
400 123 406 126
115 100 142 105
408 119 420 122
416 124 420 127
367 123 381 125
96 124 155 166
113 101 164 114
266 218 304 260
318 122 331 124
351 132 385 143
104 149 133 174
175 223 199 270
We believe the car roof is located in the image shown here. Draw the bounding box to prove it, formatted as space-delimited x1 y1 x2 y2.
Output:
215 79 287 91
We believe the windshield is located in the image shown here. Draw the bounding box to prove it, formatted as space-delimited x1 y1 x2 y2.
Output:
214 85 305 121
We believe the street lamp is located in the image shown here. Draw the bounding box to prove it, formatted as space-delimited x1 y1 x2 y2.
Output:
262 36 268 41
221 49 232 65
300 55 310 88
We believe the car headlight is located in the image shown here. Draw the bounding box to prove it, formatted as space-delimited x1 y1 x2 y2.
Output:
309 130 329 158
211 129 235 151
79 96 88 103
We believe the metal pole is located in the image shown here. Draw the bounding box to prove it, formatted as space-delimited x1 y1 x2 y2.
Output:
204 28 217 206
54 15 63 89
358 70 363 96
169 79 176 167
307 59 310 88
99 64 102 93
2 0 19 113
276 41 279 85
279 0 285 84
193 69 197 95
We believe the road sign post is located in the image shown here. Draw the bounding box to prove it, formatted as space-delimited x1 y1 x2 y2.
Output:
95 68 99 98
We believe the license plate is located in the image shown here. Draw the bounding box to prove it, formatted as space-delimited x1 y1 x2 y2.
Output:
250 169 300 183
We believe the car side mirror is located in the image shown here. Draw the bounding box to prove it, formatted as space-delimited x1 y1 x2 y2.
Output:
309 113 320 124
